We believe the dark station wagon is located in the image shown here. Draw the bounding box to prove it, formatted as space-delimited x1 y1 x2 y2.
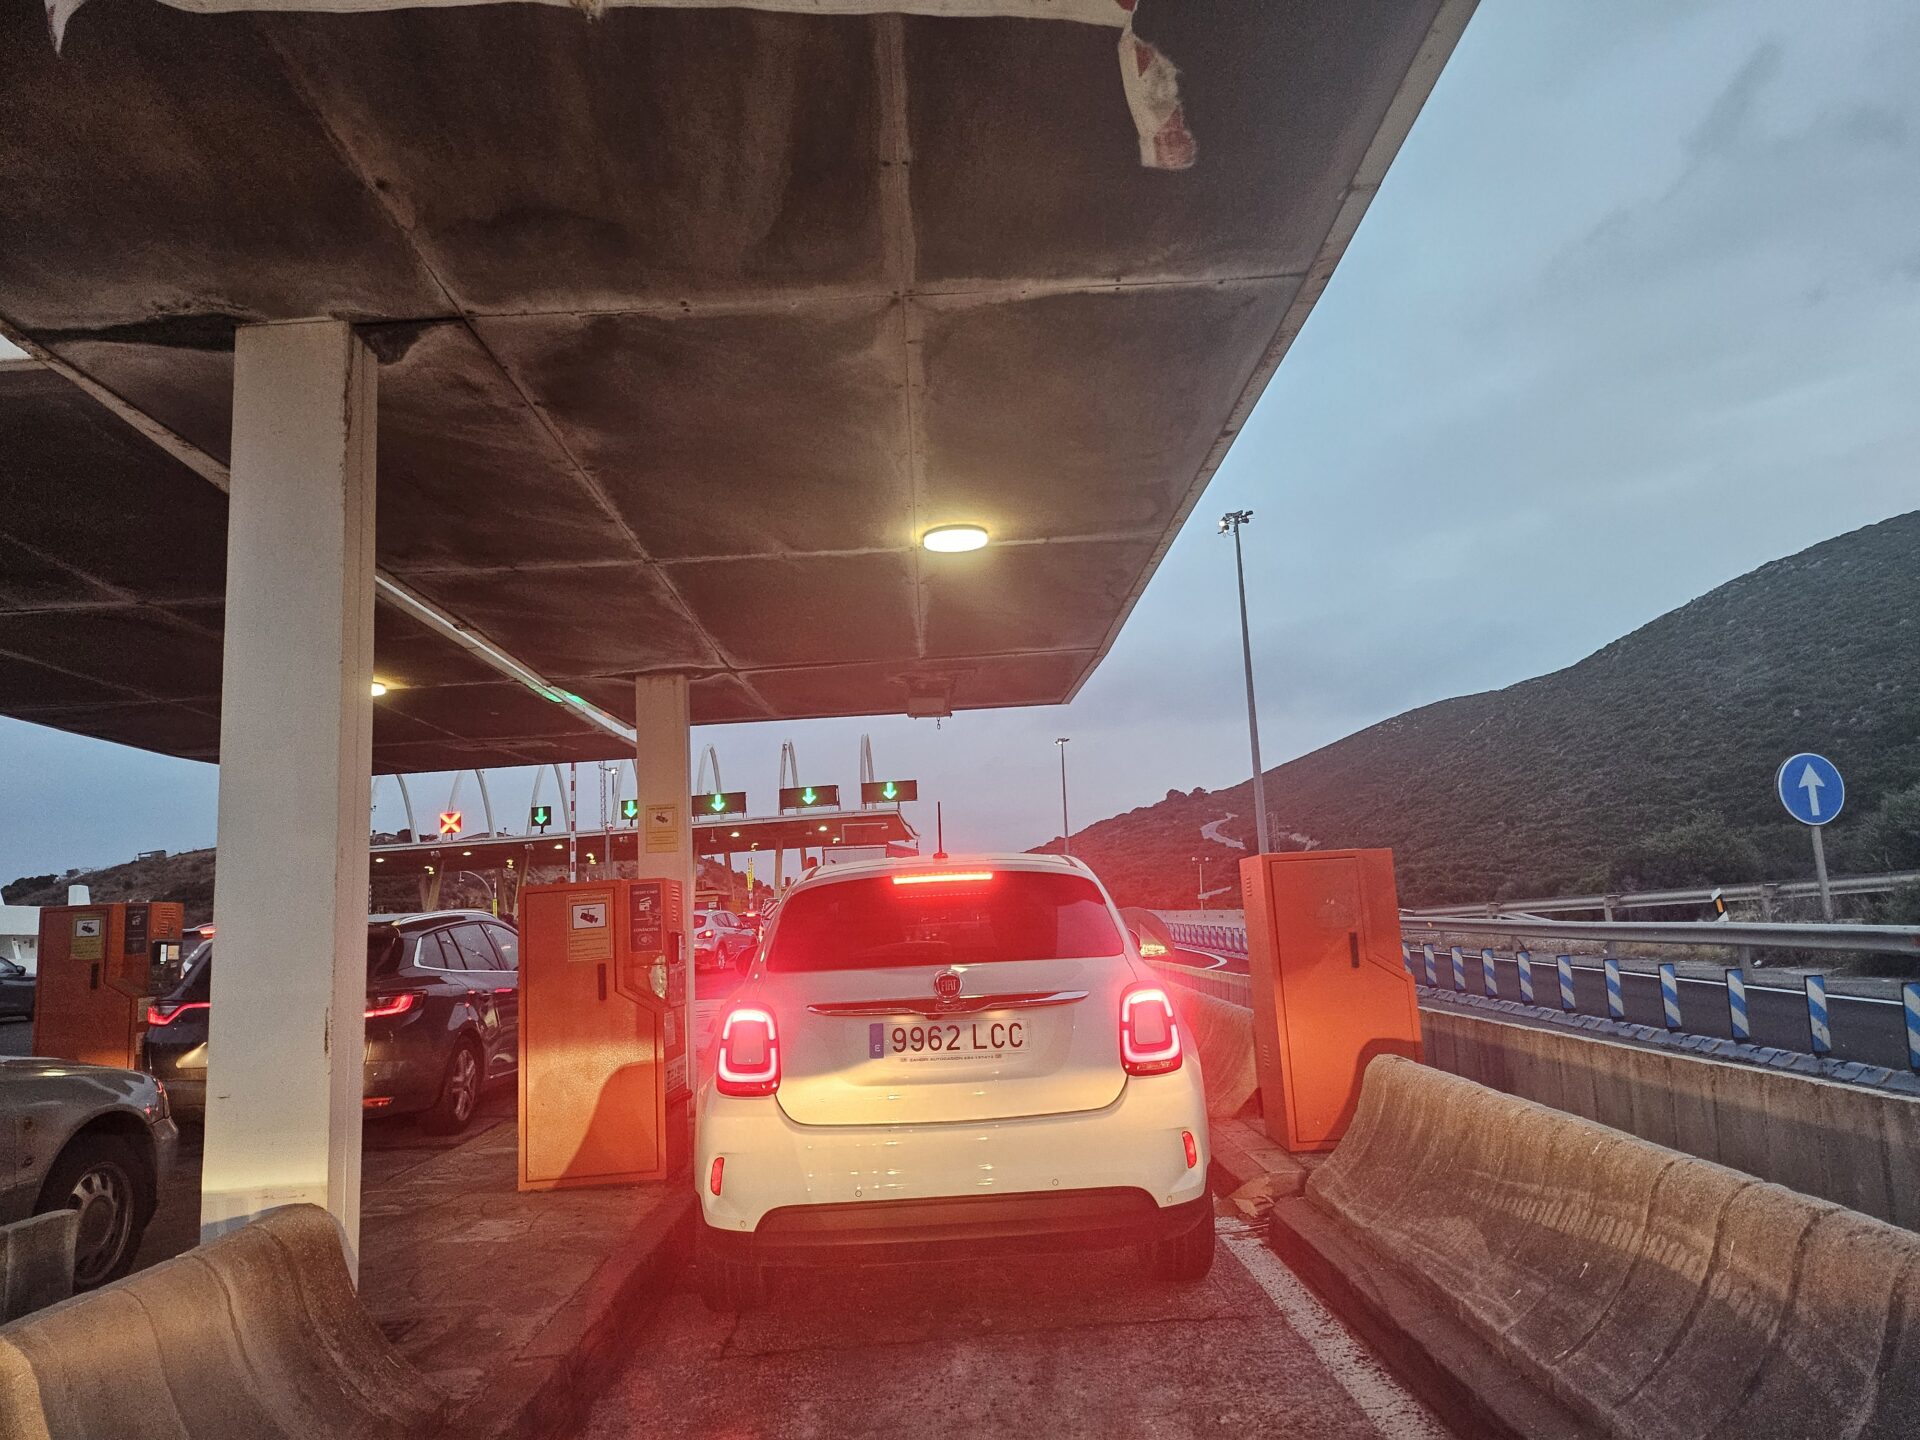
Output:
142 910 519 1134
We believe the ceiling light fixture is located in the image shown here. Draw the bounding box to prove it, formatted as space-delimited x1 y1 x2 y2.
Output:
921 524 989 554
369 681 388 697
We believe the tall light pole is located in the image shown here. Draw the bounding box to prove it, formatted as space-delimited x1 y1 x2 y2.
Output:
1191 854 1206 910
1219 510 1271 855
1055 737 1071 856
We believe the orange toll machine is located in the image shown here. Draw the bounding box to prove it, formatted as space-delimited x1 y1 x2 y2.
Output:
33 901 185 1068
517 878 688 1191
1240 850 1422 1152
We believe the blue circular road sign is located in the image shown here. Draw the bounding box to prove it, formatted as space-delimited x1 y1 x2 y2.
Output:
1777 752 1844 827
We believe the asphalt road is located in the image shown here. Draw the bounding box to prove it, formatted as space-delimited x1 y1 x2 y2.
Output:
579 1208 1451 1440
0 1017 34 1057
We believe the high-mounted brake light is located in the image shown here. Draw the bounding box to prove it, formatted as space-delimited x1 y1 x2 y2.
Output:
364 992 421 1020
1120 985 1183 1076
145 1001 209 1027
716 1007 780 1096
891 870 995 886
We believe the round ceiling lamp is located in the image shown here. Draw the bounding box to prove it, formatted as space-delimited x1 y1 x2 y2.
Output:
921 524 989 553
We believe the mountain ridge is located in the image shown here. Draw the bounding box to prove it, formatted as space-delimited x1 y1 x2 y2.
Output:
1043 511 1920 909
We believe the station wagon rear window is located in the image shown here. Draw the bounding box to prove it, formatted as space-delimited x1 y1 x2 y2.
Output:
765 872 1121 972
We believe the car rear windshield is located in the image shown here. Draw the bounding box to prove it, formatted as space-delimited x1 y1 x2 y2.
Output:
167 926 404 1001
764 871 1121 973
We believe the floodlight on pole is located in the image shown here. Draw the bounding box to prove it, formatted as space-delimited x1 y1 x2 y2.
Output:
1055 737 1071 857
1219 510 1271 856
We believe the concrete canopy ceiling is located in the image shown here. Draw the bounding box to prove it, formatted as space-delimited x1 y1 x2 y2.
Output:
0 0 1469 771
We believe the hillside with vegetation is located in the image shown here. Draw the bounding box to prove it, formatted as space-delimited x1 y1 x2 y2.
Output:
1045 512 1920 911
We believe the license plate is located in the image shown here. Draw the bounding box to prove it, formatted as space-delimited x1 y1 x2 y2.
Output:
868 1019 1028 1060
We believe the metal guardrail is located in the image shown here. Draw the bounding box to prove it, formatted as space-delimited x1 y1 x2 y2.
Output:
1155 912 1920 1072
1406 871 1920 920
1401 916 1920 957
1163 921 1249 959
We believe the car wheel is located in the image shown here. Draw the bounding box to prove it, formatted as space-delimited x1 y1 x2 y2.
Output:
697 1224 767 1312
420 1040 483 1136
37 1134 149 1290
1146 1200 1215 1283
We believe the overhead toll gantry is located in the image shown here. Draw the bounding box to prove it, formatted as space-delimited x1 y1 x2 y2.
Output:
0 0 1476 1269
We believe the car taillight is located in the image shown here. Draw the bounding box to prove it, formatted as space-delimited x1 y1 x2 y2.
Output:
699 929 715 939
1182 1129 1198 1169
364 992 420 1020
1120 985 1182 1076
709 1156 725 1196
145 1001 209 1027
716 1007 780 1097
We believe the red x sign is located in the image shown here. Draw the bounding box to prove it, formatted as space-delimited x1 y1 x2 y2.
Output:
438 810 463 837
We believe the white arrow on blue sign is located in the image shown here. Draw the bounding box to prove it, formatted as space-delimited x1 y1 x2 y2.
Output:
1776 752 1844 827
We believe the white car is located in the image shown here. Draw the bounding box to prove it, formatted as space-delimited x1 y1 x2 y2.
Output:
694 854 1212 1309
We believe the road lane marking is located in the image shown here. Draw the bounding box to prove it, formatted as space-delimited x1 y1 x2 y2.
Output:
1222 1236 1452 1440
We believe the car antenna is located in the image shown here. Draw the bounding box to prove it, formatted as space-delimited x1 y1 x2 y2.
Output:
933 800 948 860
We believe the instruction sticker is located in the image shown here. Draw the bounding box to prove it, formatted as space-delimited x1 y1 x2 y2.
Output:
71 913 104 962
566 894 614 963
644 802 680 855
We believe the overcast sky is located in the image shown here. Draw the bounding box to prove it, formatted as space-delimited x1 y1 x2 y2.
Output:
5 0 1919 887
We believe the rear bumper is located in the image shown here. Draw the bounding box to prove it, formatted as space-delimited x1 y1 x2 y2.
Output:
159 1078 206 1120
703 1188 1210 1267
697 1066 1210 1235
144 1035 448 1119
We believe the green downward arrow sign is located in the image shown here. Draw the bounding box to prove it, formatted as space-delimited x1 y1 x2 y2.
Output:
882 781 897 801
801 787 817 806
709 793 726 813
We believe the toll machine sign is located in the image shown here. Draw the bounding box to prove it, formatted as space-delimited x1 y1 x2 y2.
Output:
778 784 840 810
859 779 918 805
694 790 748 818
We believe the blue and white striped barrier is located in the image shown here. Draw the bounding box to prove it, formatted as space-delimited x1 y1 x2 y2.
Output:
1449 945 1467 991
1727 967 1750 1042
1422 944 1438 986
1480 947 1498 997
1604 958 1625 1020
1659 962 1681 1030
1401 942 1413 978
1556 954 1576 1012
1905 982 1920 1072
1516 950 1535 1005
1806 975 1831 1055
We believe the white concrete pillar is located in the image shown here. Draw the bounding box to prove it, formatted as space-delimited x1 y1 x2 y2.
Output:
634 676 695 1068
201 321 376 1274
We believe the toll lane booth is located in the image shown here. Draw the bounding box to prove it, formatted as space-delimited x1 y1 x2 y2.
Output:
33 902 185 1069
1241 850 1422 1152
518 879 689 1190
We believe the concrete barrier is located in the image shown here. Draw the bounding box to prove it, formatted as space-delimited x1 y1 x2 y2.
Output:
1167 985 1257 1118
0 1204 447 1440
0 1212 76 1324
1422 1006 1920 1232
1295 1056 1920 1439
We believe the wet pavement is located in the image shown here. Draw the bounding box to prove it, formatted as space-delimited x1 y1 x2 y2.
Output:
578 1207 1451 1440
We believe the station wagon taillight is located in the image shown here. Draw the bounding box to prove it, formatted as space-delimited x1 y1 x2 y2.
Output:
145 1000 209 1027
1120 985 1183 1076
716 1007 780 1097
364 992 420 1020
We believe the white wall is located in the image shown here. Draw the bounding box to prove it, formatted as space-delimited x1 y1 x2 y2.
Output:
0 905 39 972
